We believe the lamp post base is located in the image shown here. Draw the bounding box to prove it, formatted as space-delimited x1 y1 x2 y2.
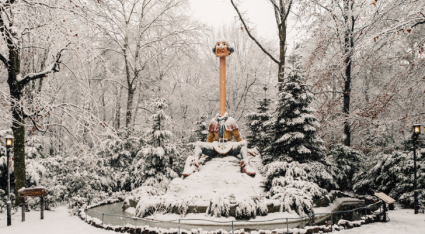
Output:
7 201 11 226
414 191 418 214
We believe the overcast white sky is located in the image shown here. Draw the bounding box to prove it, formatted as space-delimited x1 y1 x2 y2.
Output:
188 0 299 50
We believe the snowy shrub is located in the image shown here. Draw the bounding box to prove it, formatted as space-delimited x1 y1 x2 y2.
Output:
235 198 256 219
97 130 144 191
135 195 174 217
0 189 5 213
68 195 88 216
26 159 46 186
302 161 338 190
172 143 193 176
234 196 268 219
269 176 327 217
261 161 330 216
262 161 335 190
353 150 425 206
174 197 192 217
206 196 230 218
326 144 364 191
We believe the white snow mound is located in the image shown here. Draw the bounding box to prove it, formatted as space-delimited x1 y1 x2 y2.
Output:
167 156 265 206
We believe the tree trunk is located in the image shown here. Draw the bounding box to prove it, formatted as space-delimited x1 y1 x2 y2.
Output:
343 0 354 146
7 46 26 206
123 26 134 129
126 86 134 128
133 92 142 131
115 86 123 130
278 17 286 92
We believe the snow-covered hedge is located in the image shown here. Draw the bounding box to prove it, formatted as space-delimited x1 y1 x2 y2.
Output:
353 150 425 206
234 196 268 219
206 196 231 218
135 195 175 217
326 144 365 191
261 161 331 216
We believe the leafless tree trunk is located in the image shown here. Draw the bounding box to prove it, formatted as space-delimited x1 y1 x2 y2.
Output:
230 0 292 91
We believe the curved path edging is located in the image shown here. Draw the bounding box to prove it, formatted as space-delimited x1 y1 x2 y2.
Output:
78 199 384 234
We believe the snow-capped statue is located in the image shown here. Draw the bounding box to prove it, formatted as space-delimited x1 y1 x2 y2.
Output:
182 41 256 177
182 112 255 177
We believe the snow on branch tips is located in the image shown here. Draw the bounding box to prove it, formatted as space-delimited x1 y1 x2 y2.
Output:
18 44 70 86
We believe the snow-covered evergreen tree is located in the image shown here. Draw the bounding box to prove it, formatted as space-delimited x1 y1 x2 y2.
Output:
326 144 364 191
132 99 178 191
245 92 272 152
261 161 330 216
263 61 325 164
353 150 425 206
194 115 209 142
98 129 143 190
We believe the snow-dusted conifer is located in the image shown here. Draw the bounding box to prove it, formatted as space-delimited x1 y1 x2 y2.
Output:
261 158 334 216
133 99 178 190
98 129 143 190
245 91 272 152
194 115 209 142
326 144 364 191
353 150 425 206
263 59 325 164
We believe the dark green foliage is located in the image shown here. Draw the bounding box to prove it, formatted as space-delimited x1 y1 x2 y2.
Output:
353 150 425 206
132 99 177 190
245 97 272 152
194 115 208 142
98 129 143 191
326 144 364 191
263 63 325 164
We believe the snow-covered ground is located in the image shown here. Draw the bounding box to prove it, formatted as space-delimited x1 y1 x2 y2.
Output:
1 205 425 234
167 156 265 207
0 206 113 234
340 208 425 234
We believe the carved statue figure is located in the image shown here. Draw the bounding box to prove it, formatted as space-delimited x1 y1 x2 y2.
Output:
182 41 256 178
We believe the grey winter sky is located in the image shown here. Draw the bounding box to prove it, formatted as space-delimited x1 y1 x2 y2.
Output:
188 0 299 51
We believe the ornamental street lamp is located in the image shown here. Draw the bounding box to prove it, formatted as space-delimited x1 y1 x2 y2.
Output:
412 124 421 214
5 134 14 226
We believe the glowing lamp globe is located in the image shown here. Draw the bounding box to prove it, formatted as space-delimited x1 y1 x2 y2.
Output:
5 135 14 147
413 124 422 134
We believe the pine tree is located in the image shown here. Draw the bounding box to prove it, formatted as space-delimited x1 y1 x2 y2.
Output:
245 89 272 152
132 99 177 190
353 150 425 206
194 115 209 142
263 60 325 164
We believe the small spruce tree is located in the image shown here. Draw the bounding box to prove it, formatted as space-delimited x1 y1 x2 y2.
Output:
245 92 272 152
132 99 177 190
263 60 325 164
194 115 209 142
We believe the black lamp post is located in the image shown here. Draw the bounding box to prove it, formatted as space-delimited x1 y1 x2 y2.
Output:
412 124 421 214
5 135 14 226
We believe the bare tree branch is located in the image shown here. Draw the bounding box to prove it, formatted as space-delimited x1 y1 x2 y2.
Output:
19 45 70 86
230 0 280 64
284 0 293 22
